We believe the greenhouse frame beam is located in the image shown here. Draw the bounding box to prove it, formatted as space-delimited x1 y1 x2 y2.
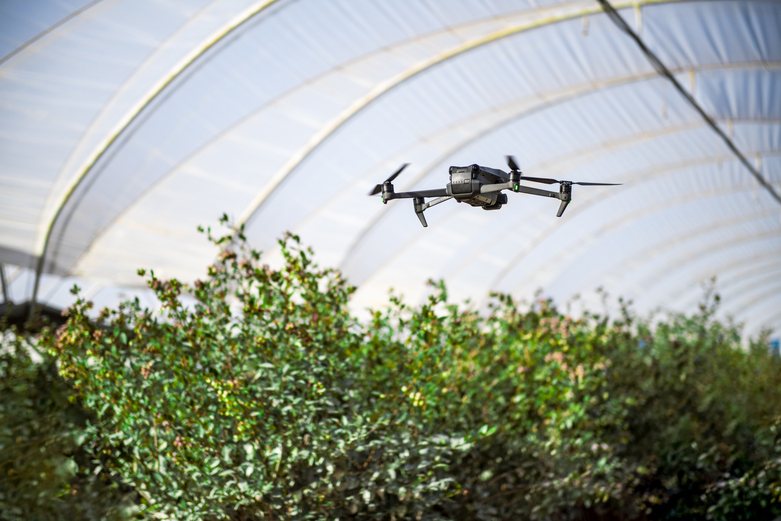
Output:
29 0 283 317
338 62 780 279
0 0 106 68
65 1 610 269
353 159 770 303
56 0 691 292
490 151 780 298
627 230 781 308
33 0 661 305
724 269 781 307
745 304 781 338
517 181 781 294
545 205 780 295
596 209 780 284
46 0 257 240
667 248 781 310
599 0 781 205
0 264 7 303
674 255 781 309
490 153 781 297
730 279 781 321
502 185 777 304
236 0 683 229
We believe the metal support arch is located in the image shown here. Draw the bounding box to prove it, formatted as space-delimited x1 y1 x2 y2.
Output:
28 0 284 317
626 230 781 310
339 62 780 282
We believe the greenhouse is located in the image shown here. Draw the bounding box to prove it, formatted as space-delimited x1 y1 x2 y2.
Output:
1 0 779 335
1 1 780 519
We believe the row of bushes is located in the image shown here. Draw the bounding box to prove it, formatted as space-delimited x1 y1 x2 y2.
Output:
2 222 780 520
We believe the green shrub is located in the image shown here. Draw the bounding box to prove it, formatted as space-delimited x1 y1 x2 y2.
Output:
18 219 780 520
603 294 781 519
362 288 631 519
0 331 137 520
48 223 466 520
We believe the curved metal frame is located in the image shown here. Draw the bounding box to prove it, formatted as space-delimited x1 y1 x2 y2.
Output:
44 0 229 234
665 249 781 316
599 0 781 204
24 0 779 338
351 156 770 304
673 253 781 309
29 0 284 313
527 175 781 296
235 0 683 229
338 63 779 280
722 269 781 308
62 0 609 273
0 0 108 68
671 248 781 309
501 189 778 307
52 0 686 290
538 200 780 294
727 278 781 324
744 302 781 338
495 155 781 297
626 230 781 309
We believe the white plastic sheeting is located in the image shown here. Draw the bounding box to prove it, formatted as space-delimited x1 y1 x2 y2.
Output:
0 0 779 337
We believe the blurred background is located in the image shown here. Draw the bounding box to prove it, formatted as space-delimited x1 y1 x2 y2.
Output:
1 0 779 338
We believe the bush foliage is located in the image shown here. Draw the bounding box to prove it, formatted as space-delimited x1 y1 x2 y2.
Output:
2 220 780 520
0 333 137 520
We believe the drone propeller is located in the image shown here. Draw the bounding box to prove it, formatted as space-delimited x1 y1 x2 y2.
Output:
519 176 621 186
369 163 409 196
506 155 521 172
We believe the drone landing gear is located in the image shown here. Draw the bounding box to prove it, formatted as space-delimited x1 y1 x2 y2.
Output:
556 183 572 217
413 197 427 227
413 195 453 227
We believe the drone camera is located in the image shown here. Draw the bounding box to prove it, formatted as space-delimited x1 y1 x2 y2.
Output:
483 193 508 211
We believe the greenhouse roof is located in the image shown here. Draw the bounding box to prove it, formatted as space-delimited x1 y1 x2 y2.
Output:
1 0 779 336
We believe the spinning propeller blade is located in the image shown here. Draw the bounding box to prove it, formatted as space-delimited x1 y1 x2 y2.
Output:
520 176 621 186
506 155 520 172
369 163 409 195
571 181 622 186
518 176 558 184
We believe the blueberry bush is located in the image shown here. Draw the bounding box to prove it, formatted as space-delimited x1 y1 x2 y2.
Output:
3 219 780 520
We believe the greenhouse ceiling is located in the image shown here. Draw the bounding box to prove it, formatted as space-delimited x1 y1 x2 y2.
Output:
0 0 779 337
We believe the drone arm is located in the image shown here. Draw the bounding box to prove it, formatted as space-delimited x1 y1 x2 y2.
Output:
386 188 449 200
513 184 561 200
481 182 561 200
479 182 512 194
422 195 452 210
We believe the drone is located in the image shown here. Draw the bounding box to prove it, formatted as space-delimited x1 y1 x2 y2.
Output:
369 156 621 227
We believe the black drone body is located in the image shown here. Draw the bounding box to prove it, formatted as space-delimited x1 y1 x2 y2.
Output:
369 156 620 227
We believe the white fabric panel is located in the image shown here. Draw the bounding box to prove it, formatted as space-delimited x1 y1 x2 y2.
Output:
0 0 217 260
249 8 661 265
0 0 779 339
69 1 599 283
332 3 780 334
642 1 781 66
0 0 95 59
338 72 774 292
